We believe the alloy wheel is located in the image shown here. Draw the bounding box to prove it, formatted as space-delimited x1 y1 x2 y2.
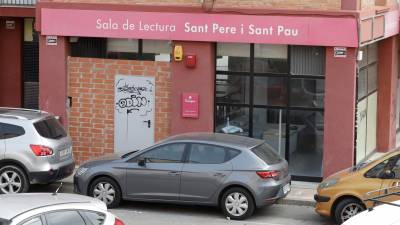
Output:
225 192 249 217
93 182 116 205
340 203 363 222
0 170 22 194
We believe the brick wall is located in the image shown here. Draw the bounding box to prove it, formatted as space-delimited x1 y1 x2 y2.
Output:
68 57 171 164
44 0 342 10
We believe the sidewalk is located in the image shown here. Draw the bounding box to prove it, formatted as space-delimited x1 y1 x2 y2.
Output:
277 181 317 207
62 171 317 207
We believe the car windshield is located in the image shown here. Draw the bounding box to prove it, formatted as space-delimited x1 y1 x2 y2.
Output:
351 158 380 172
251 143 282 165
121 150 140 159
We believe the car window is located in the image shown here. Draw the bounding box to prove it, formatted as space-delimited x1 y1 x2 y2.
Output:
251 143 282 165
138 144 185 163
45 211 85 225
365 159 389 178
188 144 237 164
0 123 25 139
81 211 106 225
390 157 400 179
19 217 43 225
34 117 67 139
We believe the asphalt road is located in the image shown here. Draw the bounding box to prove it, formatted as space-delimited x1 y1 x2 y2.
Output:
30 182 335 225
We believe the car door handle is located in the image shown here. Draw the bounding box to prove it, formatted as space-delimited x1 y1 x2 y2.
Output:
168 171 180 176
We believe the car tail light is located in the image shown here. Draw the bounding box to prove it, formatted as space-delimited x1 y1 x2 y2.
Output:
114 218 125 225
257 171 280 180
30 145 54 156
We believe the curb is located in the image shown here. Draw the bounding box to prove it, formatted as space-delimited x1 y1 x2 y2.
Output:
277 198 316 207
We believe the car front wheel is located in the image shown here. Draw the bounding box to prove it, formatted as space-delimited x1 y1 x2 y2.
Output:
334 198 365 224
220 187 255 220
89 177 122 208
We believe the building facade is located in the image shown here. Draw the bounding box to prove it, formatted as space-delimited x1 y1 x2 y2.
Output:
1 0 399 181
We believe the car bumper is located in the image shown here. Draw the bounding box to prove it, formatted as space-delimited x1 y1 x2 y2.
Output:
315 194 333 217
29 161 75 184
255 175 291 207
74 173 89 195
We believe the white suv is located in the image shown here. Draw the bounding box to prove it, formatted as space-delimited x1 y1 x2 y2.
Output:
0 108 74 194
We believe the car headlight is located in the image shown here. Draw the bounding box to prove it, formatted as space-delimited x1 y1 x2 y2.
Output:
75 167 89 176
319 178 339 189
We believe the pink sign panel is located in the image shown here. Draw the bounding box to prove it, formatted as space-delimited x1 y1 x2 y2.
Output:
182 93 199 118
41 8 359 47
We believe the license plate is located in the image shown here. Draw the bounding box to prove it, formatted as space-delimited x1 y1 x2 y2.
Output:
59 148 72 158
283 183 291 195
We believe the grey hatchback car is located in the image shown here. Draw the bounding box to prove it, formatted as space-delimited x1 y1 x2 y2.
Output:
74 132 291 220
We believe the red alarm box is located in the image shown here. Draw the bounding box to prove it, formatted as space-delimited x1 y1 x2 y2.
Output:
185 54 197 68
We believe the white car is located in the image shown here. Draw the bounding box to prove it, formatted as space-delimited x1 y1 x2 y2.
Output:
0 193 125 225
343 200 400 225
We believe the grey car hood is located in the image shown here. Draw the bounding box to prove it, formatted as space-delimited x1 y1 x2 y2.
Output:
82 153 122 167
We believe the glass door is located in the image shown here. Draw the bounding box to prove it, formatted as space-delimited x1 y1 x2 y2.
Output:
215 43 325 181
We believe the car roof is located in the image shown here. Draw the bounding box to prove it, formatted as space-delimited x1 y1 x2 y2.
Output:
0 108 50 121
0 193 104 220
164 132 264 150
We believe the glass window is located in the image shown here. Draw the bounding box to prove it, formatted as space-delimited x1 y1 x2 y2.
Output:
81 211 106 225
0 123 25 139
288 110 324 177
70 37 106 58
359 46 368 68
358 68 368 99
368 43 378 64
142 40 171 62
107 38 139 60
20 217 43 225
216 74 250 104
226 148 241 161
367 63 378 93
215 106 249 137
139 144 185 163
290 46 325 76
254 44 288 73
365 159 389 178
254 76 287 106
290 78 325 108
251 143 282 165
253 108 287 159
189 144 226 164
46 211 85 225
34 118 67 139
217 43 250 72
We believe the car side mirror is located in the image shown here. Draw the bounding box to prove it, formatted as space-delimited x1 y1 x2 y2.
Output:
381 170 395 179
138 158 147 167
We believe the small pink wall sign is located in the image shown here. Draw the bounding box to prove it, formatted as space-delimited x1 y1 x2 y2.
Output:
41 8 359 47
182 93 199 119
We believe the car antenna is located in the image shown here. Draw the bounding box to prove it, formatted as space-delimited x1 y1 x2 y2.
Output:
53 182 63 195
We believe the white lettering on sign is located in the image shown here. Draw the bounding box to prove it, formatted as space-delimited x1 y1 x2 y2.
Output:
96 18 119 30
277 26 299 36
184 22 209 33
212 23 237 34
139 21 176 32
248 24 274 35
93 18 301 38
